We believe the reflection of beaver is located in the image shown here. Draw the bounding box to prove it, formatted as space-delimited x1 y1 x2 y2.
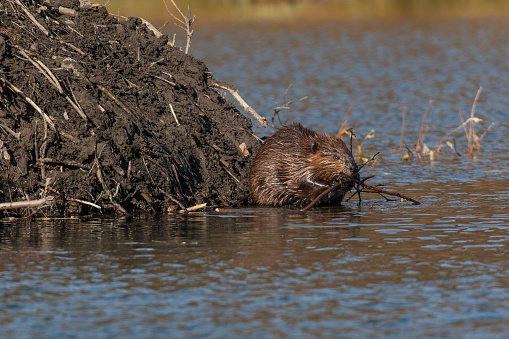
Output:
248 123 359 207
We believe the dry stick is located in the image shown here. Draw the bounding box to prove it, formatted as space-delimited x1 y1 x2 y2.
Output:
436 116 478 151
178 203 207 214
1 77 57 132
302 174 420 212
38 158 91 170
478 122 495 143
163 0 194 54
211 81 267 127
13 0 49 36
139 17 163 39
399 100 406 152
40 117 48 179
65 78 88 120
68 198 101 210
358 152 380 171
169 104 180 126
468 87 482 156
416 100 432 152
458 110 470 146
17 49 64 94
223 167 241 184
142 156 187 212
96 85 134 117
96 164 130 216
153 75 176 87
0 122 21 140
362 184 421 205
301 182 343 212
0 196 54 210
18 48 88 120
337 102 354 137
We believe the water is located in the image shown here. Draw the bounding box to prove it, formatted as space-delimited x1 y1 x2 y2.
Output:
2 18 509 338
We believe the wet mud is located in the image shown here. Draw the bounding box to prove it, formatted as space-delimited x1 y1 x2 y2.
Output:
0 0 261 216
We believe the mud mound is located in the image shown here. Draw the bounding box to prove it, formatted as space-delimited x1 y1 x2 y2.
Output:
0 0 261 216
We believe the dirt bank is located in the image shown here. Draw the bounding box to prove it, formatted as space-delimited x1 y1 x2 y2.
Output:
0 0 261 216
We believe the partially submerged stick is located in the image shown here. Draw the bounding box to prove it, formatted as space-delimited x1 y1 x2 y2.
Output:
361 184 421 205
301 182 342 212
301 176 420 212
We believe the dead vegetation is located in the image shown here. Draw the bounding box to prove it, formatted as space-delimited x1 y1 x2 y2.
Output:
399 87 494 161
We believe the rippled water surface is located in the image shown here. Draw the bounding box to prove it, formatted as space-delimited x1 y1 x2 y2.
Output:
2 18 509 338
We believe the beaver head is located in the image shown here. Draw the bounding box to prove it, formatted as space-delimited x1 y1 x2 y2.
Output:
305 134 359 186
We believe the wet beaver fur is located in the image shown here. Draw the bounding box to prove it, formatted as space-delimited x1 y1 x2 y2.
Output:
248 123 359 207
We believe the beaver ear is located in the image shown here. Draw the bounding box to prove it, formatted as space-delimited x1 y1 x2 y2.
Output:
310 141 319 154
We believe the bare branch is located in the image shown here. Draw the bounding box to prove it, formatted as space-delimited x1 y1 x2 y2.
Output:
0 196 54 210
211 80 267 127
13 0 49 36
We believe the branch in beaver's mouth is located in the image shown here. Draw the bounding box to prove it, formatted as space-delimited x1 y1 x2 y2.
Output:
301 174 420 212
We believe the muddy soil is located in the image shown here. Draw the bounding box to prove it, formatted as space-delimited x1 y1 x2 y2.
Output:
0 0 261 216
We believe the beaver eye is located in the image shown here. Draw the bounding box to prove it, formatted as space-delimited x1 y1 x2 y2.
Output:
333 155 340 161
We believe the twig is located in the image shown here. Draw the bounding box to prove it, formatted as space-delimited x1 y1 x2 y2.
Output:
178 203 206 214
416 100 432 152
16 47 87 121
362 184 421 205
270 84 308 126
436 116 482 150
68 198 101 210
302 173 420 212
169 103 180 126
139 17 163 38
37 158 91 170
468 87 482 157
399 100 406 152
211 80 267 127
96 162 129 216
0 196 54 210
17 48 64 94
478 122 495 143
13 0 49 36
152 75 176 86
1 77 57 132
358 152 380 171
301 182 342 212
458 110 469 141
40 116 49 179
0 122 21 140
163 0 194 54
96 84 135 117
65 78 88 120
223 166 241 184
337 102 354 137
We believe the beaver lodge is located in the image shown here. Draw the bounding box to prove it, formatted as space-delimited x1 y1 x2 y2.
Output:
0 0 263 216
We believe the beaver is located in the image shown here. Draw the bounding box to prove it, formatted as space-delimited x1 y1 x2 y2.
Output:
248 123 359 207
